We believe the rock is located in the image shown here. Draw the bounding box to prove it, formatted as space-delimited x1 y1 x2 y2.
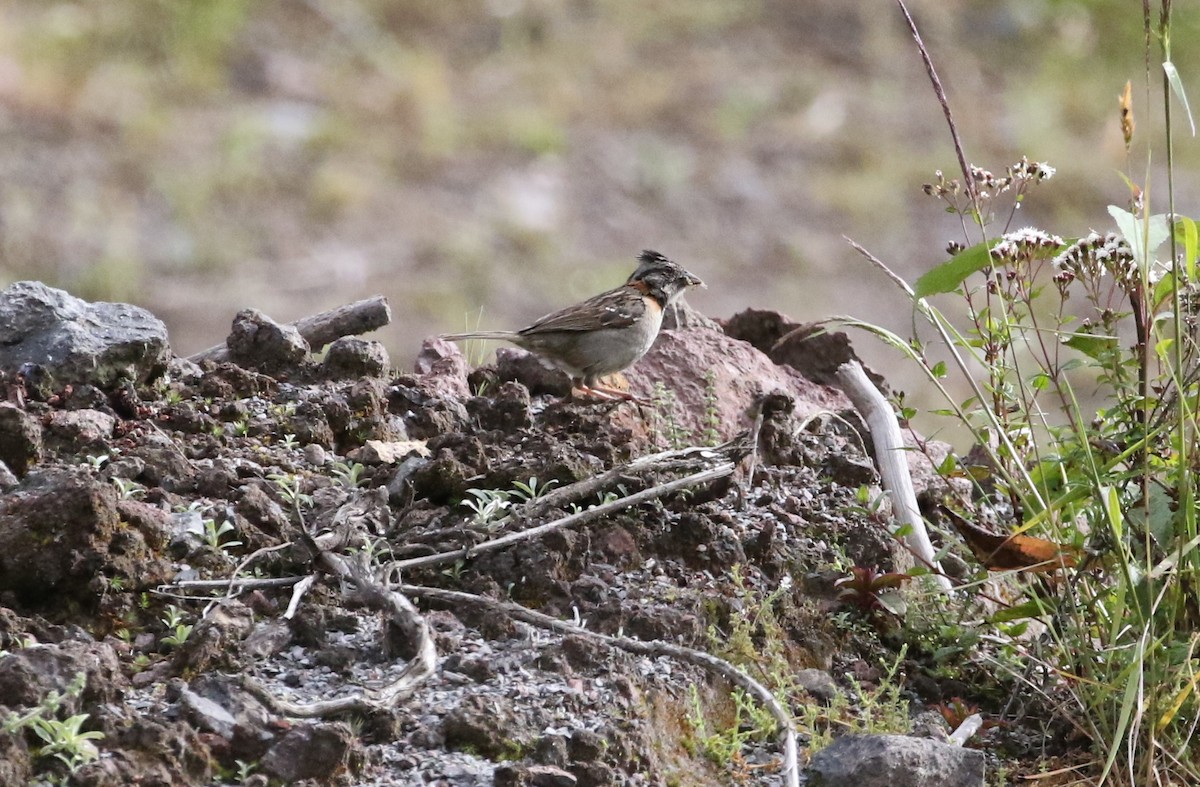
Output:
390 374 470 439
175 682 238 739
322 337 390 378
795 667 839 704
186 673 277 761
414 337 471 400
171 600 254 673
442 695 529 760
242 620 293 659
466 379 533 430
495 346 573 397
0 638 125 711
496 763 579 787
0 402 42 475
806 733 985 787
44 408 117 453
626 324 850 444
0 467 170 606
721 308 880 389
0 461 18 491
225 308 309 371
349 439 431 464
0 281 170 388
260 723 353 782
0 724 31 787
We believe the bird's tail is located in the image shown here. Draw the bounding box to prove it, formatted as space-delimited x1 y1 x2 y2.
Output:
440 331 518 342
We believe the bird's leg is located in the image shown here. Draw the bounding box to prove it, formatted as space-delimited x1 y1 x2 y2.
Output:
577 381 651 405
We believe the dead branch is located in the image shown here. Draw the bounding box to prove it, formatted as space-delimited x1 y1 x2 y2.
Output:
387 462 736 574
189 295 391 363
160 442 747 598
242 549 436 718
403 584 800 787
836 360 953 592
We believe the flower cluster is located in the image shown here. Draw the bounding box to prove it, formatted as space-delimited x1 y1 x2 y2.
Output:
922 169 960 198
993 227 1064 263
1052 232 1136 288
923 158 1055 202
1008 157 1056 184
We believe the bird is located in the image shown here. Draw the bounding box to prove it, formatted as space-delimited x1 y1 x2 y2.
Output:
441 250 704 401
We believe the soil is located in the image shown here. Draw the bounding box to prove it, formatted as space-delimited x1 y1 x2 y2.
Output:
0 298 1070 786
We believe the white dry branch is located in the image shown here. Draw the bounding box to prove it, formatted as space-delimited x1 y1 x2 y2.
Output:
165 439 744 724
241 548 437 718
836 360 953 592
403 584 800 787
387 463 736 574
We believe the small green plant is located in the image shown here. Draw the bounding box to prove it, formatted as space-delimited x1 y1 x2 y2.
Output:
201 518 243 553
461 477 556 529
269 402 297 420
461 487 512 528
686 684 776 772
650 382 687 449
330 460 367 488
279 433 299 449
700 369 721 446
834 565 912 616
509 476 554 502
231 416 251 437
159 605 193 648
110 477 144 500
84 454 110 470
268 472 313 509
31 712 105 772
2 672 103 775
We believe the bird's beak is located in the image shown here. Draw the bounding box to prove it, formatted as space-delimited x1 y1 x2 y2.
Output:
687 272 706 289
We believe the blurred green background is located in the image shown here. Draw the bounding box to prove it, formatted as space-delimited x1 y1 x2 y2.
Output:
0 0 1196 398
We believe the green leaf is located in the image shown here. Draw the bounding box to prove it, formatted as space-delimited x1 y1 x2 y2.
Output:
1164 61 1197 137
990 600 1049 623
1108 205 1170 268
1175 216 1198 281
1063 333 1117 361
1152 272 1180 309
876 590 907 616
1127 484 1176 548
1103 485 1123 541
936 453 957 475
914 240 1000 298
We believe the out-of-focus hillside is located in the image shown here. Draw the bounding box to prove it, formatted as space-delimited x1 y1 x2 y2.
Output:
0 1 1194 391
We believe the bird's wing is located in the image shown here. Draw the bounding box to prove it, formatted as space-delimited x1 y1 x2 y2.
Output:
519 286 646 334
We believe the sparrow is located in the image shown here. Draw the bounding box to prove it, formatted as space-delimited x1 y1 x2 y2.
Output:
441 250 704 400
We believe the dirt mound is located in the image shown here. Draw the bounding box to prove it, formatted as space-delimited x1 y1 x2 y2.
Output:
0 284 970 786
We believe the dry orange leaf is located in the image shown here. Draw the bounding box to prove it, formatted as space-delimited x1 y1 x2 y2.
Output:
940 505 1079 573
1120 79 1135 149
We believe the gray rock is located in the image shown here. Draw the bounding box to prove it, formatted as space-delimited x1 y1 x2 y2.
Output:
226 308 309 371
0 460 18 491
0 403 42 476
322 337 390 378
0 281 170 388
260 723 353 782
177 684 238 739
44 408 117 451
806 733 985 787
795 667 839 704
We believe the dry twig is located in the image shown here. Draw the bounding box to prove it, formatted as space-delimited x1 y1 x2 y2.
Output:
403 584 800 787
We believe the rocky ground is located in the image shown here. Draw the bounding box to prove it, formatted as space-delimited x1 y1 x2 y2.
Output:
0 281 1073 786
